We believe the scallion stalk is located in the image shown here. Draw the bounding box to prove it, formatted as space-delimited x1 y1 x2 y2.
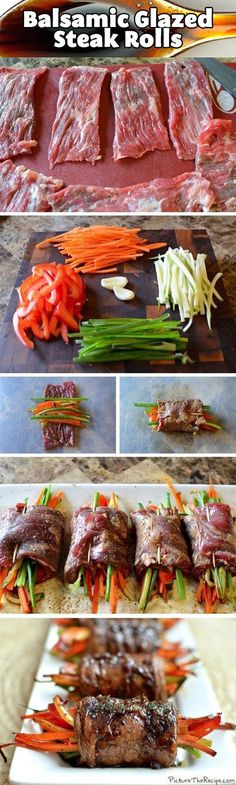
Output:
175 568 186 601
139 567 153 612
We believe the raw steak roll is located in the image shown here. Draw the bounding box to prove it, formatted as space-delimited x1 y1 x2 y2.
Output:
75 696 177 768
131 507 191 576
56 652 167 701
88 619 162 655
155 399 206 433
184 503 236 578
0 504 65 580
42 381 77 450
64 506 130 583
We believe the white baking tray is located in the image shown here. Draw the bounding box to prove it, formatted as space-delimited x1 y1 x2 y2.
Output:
0 483 235 615
9 619 236 785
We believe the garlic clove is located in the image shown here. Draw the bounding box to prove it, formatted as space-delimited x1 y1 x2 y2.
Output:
113 286 135 301
101 276 128 290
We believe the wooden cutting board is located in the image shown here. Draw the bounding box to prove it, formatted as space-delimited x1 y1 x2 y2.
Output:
0 227 235 373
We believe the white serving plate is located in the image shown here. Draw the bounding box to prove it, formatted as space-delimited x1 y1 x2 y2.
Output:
0 483 236 615
9 619 236 785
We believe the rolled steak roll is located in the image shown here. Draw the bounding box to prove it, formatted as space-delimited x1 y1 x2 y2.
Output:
60 652 167 701
157 399 206 432
88 619 163 655
131 507 191 576
0 504 65 580
64 506 130 583
75 696 177 768
184 503 236 577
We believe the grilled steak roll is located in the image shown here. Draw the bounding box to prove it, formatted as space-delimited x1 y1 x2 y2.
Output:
157 399 206 432
0 505 65 580
131 507 191 576
64 506 130 583
59 652 167 701
88 619 162 655
42 381 76 450
184 503 236 577
75 696 177 768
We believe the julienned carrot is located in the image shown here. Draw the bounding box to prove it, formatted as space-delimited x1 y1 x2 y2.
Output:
18 587 31 614
36 226 167 274
13 264 86 350
110 572 118 613
162 475 184 512
47 492 63 509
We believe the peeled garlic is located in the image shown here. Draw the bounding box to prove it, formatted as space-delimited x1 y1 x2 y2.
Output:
113 287 135 301
101 276 128 290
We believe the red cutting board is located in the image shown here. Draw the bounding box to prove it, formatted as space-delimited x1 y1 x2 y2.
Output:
9 63 236 190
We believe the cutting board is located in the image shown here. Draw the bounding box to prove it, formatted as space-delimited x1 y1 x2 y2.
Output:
0 227 235 373
4 63 236 192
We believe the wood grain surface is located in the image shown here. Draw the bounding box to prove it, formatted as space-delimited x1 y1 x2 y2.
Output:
0 228 235 373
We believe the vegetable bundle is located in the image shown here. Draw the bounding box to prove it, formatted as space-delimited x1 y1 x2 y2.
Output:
13 263 86 349
36 225 166 274
154 247 223 331
30 397 90 429
70 316 188 364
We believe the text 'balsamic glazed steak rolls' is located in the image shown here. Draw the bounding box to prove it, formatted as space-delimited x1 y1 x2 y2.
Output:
61 652 167 701
131 507 191 576
184 503 236 577
157 399 206 432
0 505 65 580
75 696 177 768
88 619 163 655
64 506 130 583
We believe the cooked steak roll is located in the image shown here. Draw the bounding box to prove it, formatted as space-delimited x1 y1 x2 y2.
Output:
157 399 206 432
184 502 236 577
64 506 130 582
75 696 177 768
0 504 65 580
58 652 167 701
88 619 162 655
131 507 191 576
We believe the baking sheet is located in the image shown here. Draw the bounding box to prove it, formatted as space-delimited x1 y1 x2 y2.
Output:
3 63 236 193
0 375 116 454
0 483 235 615
119 375 236 455
9 619 236 785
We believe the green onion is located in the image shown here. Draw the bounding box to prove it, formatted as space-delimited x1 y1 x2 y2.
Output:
105 565 114 602
134 402 156 408
93 492 100 511
15 561 28 587
69 316 188 365
175 568 186 601
227 571 233 589
69 567 84 593
147 568 158 604
138 502 144 509
180 745 201 759
139 567 153 612
27 561 37 609
40 485 51 506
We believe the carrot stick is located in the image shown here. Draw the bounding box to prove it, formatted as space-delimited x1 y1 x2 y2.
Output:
110 572 118 614
162 475 184 512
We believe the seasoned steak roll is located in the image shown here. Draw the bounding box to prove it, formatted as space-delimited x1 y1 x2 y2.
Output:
64 506 130 582
157 399 206 432
184 503 236 577
60 652 167 701
131 508 191 576
0 505 64 580
43 381 76 450
88 619 162 655
75 696 177 768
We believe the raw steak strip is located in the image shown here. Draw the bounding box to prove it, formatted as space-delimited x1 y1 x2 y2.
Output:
42 381 77 451
0 159 64 212
48 66 107 168
184 503 236 577
0 66 47 161
110 67 170 160
196 119 236 210
130 508 191 576
0 505 65 579
64 506 130 584
48 172 216 213
165 61 213 160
